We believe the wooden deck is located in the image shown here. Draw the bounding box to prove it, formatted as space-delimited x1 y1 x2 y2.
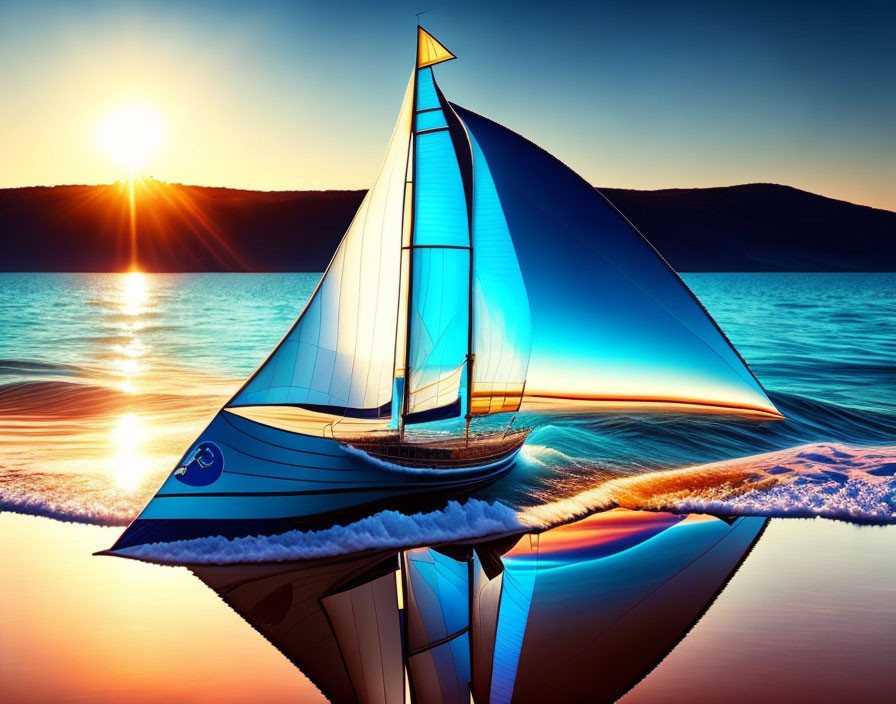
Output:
337 428 530 469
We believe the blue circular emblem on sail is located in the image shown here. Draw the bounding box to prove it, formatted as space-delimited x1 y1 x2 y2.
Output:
173 441 224 487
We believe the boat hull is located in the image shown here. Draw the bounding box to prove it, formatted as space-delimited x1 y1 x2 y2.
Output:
110 411 518 551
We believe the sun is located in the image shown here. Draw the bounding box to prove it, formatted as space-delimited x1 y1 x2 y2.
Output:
96 104 165 173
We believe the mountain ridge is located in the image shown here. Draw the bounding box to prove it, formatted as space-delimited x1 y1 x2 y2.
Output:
1 181 893 272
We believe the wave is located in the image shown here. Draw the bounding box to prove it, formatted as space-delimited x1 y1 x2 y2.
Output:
0 468 144 526
519 442 896 528
114 499 523 565
111 442 896 566
0 358 87 378
3 435 894 564
517 392 896 482
0 381 126 417
0 379 225 419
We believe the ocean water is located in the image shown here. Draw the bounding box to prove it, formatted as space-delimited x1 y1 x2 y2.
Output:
1 272 895 558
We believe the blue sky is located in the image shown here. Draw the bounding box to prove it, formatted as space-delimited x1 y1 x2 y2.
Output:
1 0 893 209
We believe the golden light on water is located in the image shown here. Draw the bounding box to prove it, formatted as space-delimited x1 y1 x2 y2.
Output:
115 272 150 393
112 413 148 491
122 270 148 313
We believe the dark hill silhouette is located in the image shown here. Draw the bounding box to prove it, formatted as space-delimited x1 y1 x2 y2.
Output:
601 184 896 271
0 180 893 272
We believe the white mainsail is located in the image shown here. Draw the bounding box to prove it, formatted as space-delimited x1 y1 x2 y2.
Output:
228 74 415 417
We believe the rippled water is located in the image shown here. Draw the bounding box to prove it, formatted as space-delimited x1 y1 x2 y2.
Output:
1 273 894 549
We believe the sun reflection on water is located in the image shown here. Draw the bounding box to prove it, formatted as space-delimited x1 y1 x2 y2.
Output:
115 272 150 393
111 413 150 491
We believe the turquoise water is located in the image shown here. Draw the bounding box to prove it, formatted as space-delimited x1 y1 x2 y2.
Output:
0 273 895 536
3 272 894 701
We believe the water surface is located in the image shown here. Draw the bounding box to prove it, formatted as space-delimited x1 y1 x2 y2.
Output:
1 273 893 535
1 272 895 702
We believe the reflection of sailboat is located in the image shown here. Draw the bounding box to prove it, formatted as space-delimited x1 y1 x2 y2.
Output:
109 27 779 551
191 510 766 704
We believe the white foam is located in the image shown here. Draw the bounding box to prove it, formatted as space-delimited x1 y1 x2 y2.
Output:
519 442 896 528
117 499 524 564
518 443 579 469
0 469 142 526
5 442 895 566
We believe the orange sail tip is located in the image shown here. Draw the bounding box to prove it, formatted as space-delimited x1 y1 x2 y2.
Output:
417 26 456 68
521 393 785 421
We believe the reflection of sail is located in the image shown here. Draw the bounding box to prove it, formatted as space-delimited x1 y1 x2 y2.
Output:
191 555 397 704
321 560 405 704
509 511 766 702
454 106 780 419
403 548 471 703
192 510 765 704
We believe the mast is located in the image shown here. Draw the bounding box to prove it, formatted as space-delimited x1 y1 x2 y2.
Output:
398 28 422 439
458 106 476 444
398 25 463 434
465 125 474 444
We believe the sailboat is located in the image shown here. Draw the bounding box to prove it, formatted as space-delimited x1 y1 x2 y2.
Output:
109 27 781 551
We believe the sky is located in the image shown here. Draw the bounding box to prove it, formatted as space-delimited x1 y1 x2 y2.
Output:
1 0 894 210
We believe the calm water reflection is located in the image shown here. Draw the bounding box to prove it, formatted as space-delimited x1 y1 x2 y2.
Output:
192 509 766 704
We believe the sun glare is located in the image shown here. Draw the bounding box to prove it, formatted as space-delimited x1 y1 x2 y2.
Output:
112 413 147 491
96 104 165 173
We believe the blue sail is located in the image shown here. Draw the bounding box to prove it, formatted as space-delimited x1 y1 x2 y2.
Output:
404 69 471 424
466 129 531 416
404 548 472 701
454 105 780 418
